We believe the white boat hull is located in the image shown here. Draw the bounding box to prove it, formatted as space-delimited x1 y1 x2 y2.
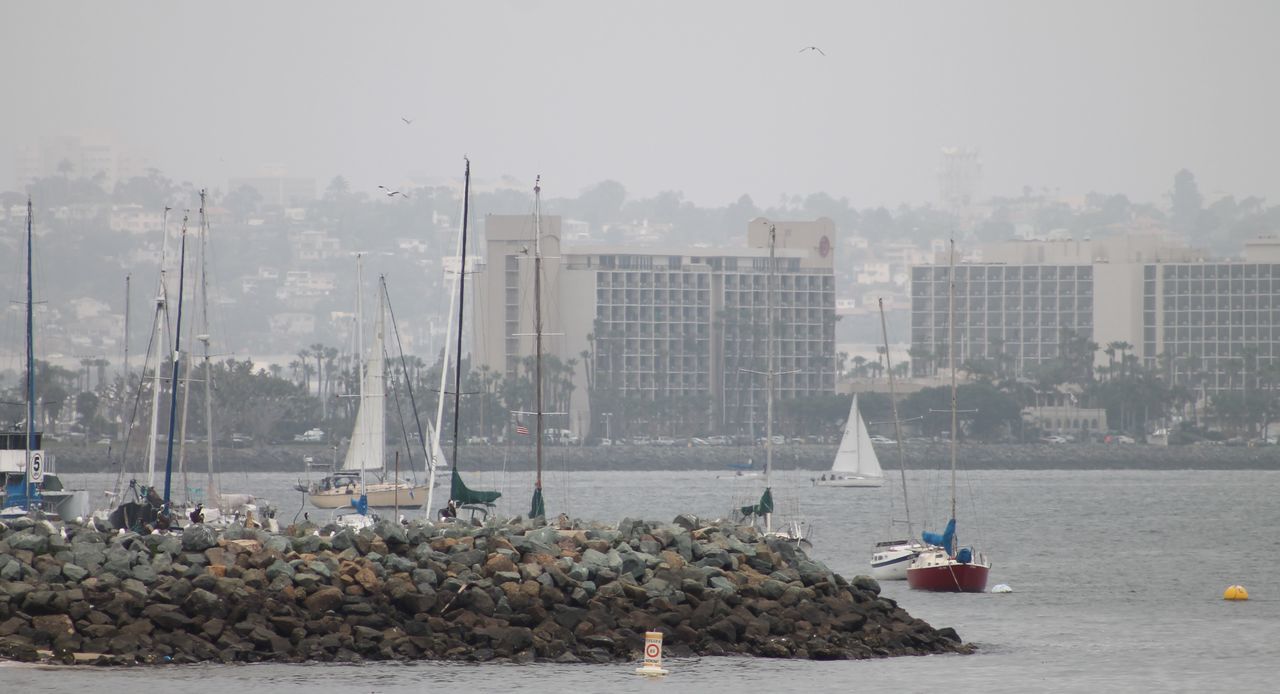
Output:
871 540 929 580
308 482 429 509
814 476 884 488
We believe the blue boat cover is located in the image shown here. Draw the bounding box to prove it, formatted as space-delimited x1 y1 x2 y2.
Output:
956 547 973 563
922 518 956 554
350 494 369 515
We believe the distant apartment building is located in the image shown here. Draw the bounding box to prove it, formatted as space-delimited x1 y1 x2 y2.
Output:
474 216 837 436
15 135 146 190
910 233 1280 393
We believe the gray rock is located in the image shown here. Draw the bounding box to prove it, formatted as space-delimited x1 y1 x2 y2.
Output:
851 575 881 596
131 563 159 584
672 513 700 531
181 525 219 552
265 560 295 582
8 532 48 554
61 562 90 582
264 535 290 554
708 575 736 595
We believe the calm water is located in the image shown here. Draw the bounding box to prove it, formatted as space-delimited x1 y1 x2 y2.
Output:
7 467 1279 693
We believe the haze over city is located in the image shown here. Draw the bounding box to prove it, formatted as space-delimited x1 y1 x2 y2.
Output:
4 0 1279 205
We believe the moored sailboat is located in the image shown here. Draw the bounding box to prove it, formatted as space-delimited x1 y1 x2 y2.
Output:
907 241 991 592
869 298 929 580
307 259 429 510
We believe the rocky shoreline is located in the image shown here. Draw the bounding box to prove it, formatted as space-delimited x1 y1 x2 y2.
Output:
0 514 968 666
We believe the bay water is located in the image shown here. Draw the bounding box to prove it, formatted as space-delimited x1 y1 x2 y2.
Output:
6 467 1278 692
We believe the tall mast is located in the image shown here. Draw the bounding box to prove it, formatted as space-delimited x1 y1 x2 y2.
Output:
426 161 469 516
764 224 776 534
23 198 38 508
120 273 130 444
947 239 958 523
450 158 470 476
198 191 216 507
146 207 172 486
160 214 191 513
533 176 545 516
879 297 912 535
355 253 366 500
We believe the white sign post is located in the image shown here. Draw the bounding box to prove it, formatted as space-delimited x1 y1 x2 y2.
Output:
634 631 669 676
28 451 43 484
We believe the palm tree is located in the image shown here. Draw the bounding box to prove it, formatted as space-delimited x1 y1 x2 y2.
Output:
1104 342 1121 381
296 348 313 394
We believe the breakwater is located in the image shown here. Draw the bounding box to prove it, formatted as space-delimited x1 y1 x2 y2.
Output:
49 441 1280 474
0 515 967 666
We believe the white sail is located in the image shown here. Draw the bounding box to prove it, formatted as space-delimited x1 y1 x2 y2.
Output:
831 395 883 478
342 294 385 471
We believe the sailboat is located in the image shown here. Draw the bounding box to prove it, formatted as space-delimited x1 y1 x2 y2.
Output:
907 241 991 593
1 199 83 519
814 394 884 487
736 224 808 544
307 258 430 510
869 297 930 580
435 157 500 520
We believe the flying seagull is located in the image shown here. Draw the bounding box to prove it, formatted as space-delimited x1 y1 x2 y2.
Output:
377 185 408 198
799 46 826 56
401 117 413 125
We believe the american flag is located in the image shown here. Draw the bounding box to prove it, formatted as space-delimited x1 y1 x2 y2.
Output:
515 424 530 436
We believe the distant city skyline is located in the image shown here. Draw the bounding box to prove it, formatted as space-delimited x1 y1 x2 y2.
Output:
3 1 1279 208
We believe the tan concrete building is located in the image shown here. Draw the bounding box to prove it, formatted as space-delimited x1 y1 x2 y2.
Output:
474 216 837 438
912 233 1280 393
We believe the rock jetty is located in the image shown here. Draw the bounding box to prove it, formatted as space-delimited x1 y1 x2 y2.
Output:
0 514 969 665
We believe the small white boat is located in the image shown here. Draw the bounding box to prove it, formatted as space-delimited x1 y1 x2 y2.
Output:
870 538 930 581
814 395 884 488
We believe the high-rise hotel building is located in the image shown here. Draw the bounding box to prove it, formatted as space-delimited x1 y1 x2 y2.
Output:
473 217 837 436
910 233 1280 393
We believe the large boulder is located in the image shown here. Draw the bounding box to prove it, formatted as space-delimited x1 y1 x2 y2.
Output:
182 525 220 552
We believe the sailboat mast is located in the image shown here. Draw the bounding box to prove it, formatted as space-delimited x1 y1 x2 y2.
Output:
120 273 130 444
427 161 469 516
24 198 37 507
764 225 776 534
355 253 366 497
450 158 470 472
879 297 912 534
199 191 216 506
160 214 191 513
533 177 544 499
947 239 957 524
146 207 172 486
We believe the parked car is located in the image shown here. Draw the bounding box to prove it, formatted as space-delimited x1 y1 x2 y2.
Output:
1041 435 1069 444
869 435 896 445
294 428 325 443
598 438 613 446
706 435 731 446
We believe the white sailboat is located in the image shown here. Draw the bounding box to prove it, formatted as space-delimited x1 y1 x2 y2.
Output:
814 394 884 488
308 263 429 510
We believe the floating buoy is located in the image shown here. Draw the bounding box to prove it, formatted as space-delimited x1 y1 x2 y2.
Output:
1223 585 1249 601
634 631 670 676
991 584 1012 594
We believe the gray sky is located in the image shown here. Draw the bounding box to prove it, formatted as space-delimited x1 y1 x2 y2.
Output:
4 0 1278 207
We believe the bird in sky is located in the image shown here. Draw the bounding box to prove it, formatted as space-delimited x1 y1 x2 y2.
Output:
799 46 826 56
378 185 408 198
401 117 413 125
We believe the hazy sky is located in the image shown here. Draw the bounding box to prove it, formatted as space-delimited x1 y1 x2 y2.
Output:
3 1 1278 207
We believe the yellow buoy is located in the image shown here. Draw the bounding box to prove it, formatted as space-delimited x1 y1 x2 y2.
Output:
1223 585 1249 601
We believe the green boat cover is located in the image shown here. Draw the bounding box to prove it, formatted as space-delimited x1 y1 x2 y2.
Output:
529 486 545 518
450 468 501 505
739 487 774 517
